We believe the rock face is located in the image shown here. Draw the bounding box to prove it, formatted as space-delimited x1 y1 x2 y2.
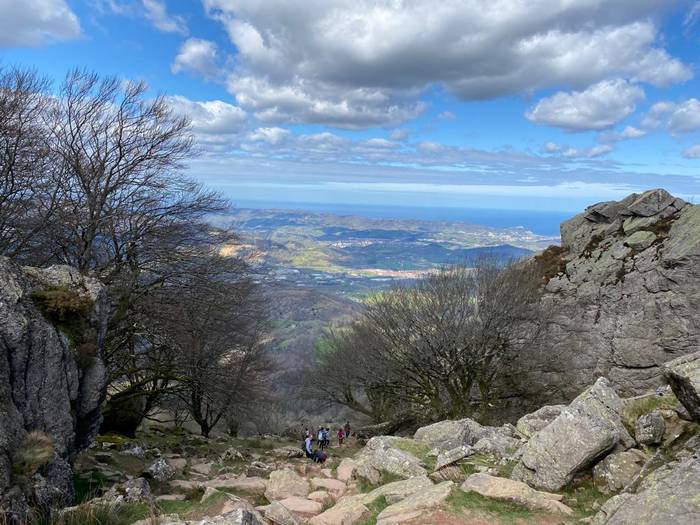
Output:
0 258 108 515
512 378 633 491
504 190 700 414
592 457 700 525
663 350 700 422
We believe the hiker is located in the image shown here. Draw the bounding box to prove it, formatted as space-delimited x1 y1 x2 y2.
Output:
313 448 327 464
337 427 345 446
317 427 325 450
303 434 314 459
304 427 310 439
344 421 351 439
324 427 330 448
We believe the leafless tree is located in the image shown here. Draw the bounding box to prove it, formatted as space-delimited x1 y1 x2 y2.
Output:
0 67 60 258
311 259 544 422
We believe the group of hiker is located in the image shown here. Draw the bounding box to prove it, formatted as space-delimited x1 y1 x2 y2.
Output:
302 421 352 464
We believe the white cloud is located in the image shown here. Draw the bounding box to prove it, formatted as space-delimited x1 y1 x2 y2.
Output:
438 111 457 120
545 142 613 158
643 99 700 134
142 0 187 34
683 144 700 159
390 128 410 141
526 79 644 131
202 0 688 128
0 0 80 47
165 95 246 135
172 38 220 79
247 127 291 145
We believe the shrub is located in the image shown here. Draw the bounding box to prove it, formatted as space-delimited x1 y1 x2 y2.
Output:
533 245 567 282
11 431 55 480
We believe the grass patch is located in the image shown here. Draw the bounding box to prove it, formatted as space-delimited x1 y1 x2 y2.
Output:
73 471 110 504
621 392 680 435
356 496 389 525
448 488 535 522
534 245 567 281
561 480 609 518
157 489 228 519
48 503 152 525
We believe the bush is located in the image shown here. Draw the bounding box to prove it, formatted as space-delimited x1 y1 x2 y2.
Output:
11 431 55 480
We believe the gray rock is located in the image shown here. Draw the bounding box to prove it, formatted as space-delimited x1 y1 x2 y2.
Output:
375 481 454 525
515 405 565 437
435 446 473 470
414 418 497 451
147 458 175 482
593 449 647 493
592 457 700 525
354 436 427 481
264 468 310 501
512 378 633 491
0 258 108 516
624 230 657 251
500 190 700 419
473 434 522 461
101 477 152 504
264 501 302 525
663 350 700 422
635 411 665 445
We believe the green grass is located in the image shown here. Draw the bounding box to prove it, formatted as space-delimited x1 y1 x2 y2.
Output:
356 496 389 525
621 392 680 435
561 480 610 518
48 503 152 525
389 437 436 470
448 487 535 522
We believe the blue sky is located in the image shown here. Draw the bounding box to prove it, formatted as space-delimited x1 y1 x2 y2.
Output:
3 0 700 219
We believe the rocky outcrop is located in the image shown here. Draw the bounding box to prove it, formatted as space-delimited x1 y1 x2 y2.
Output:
592 456 700 525
375 480 453 525
505 189 700 414
0 258 108 516
512 378 633 491
353 436 427 482
663 350 700 422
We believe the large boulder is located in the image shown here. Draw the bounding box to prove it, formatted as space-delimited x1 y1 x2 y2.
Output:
461 474 572 514
265 469 311 501
663 350 700 422
515 405 565 438
501 190 700 417
512 378 633 491
354 437 427 482
635 411 666 445
592 457 700 525
375 481 454 525
0 259 108 516
413 418 496 451
592 449 647 493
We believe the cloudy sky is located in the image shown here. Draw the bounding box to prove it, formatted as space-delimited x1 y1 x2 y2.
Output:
3 0 700 219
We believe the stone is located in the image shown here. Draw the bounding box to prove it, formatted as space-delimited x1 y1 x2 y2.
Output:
120 443 146 458
207 476 267 495
264 501 302 525
413 418 496 451
276 496 323 518
336 458 357 482
354 437 426 481
307 490 333 505
310 477 346 497
167 457 188 471
516 405 566 437
169 479 203 491
663 350 700 422
308 495 370 525
361 476 433 505
429 465 466 483
472 434 522 461
265 469 311 501
592 449 647 493
271 447 304 459
147 457 175 482
502 190 700 417
156 494 186 502
375 480 454 525
101 477 152 504
435 446 473 470
0 259 109 515
190 462 214 476
461 474 572 514
591 457 700 525
201 486 221 502
512 378 633 491
635 411 666 445
220 447 246 462
625 230 656 251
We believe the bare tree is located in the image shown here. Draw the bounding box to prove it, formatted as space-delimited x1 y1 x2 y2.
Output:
310 259 544 422
0 67 59 258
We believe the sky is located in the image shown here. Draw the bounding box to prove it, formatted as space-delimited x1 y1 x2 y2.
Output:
3 0 700 223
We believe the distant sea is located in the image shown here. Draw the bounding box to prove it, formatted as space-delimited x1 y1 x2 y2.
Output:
231 200 569 237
